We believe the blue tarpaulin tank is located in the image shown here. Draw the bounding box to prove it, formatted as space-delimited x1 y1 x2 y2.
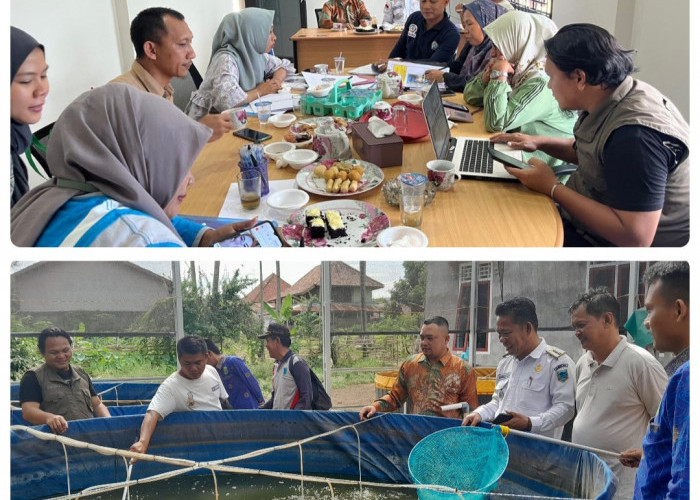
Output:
10 410 616 500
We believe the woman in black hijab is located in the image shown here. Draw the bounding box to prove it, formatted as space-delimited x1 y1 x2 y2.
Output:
11 26 49 207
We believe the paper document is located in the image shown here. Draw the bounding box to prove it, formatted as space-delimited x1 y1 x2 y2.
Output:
245 93 294 115
301 72 368 89
219 179 297 222
387 60 448 89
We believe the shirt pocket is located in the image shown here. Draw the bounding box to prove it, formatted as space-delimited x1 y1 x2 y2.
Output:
519 379 547 411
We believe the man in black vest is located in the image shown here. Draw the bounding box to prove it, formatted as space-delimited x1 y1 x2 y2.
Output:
19 327 110 434
490 23 689 247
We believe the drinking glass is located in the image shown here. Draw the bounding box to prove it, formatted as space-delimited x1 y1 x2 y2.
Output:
255 101 272 125
237 170 261 210
334 56 346 74
393 105 408 134
291 94 302 117
399 173 427 228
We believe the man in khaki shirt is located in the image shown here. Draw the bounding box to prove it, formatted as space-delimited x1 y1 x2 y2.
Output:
111 7 231 141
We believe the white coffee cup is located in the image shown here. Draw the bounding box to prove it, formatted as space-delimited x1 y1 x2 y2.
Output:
427 160 460 190
224 107 248 131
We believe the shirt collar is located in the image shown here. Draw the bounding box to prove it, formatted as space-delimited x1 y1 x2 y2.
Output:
418 350 453 366
523 338 546 361
597 335 628 368
131 60 175 101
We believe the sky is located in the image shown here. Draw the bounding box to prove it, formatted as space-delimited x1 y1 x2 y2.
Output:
140 261 407 299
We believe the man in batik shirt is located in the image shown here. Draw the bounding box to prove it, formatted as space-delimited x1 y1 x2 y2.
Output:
319 0 373 29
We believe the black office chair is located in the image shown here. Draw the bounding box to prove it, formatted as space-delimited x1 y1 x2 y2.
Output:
171 63 203 112
315 8 323 27
510 1 553 18
25 121 55 178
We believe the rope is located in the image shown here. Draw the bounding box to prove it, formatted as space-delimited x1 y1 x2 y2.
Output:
12 422 596 500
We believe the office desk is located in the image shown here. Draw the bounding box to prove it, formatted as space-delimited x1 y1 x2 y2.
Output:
291 28 400 71
180 102 563 247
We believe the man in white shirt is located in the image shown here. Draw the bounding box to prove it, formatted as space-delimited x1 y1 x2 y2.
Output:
129 336 228 458
462 297 575 439
569 288 667 499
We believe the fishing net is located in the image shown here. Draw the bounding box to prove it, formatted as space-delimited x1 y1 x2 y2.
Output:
408 426 509 500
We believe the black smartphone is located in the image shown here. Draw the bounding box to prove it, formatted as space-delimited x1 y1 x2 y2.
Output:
442 100 469 112
488 144 532 170
221 220 287 247
492 413 514 425
233 128 272 143
439 89 456 96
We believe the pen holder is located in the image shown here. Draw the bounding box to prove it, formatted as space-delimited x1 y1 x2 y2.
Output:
238 158 270 196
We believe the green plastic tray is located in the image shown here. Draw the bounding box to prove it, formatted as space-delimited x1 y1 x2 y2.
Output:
301 79 382 120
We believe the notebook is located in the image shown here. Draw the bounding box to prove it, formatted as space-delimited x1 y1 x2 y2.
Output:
422 82 523 180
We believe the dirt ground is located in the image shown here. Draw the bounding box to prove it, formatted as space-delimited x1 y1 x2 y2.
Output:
330 383 377 411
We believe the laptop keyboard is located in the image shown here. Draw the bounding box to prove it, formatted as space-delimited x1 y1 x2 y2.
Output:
458 139 493 174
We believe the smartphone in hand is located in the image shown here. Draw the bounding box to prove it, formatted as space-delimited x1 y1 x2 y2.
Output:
488 144 532 170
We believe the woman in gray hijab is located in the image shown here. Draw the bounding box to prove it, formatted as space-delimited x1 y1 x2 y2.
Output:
185 8 293 120
11 83 256 247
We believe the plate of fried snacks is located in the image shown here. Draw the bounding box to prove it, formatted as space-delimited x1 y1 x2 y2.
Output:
295 158 384 197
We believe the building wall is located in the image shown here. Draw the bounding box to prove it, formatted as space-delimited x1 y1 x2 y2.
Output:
11 262 172 313
425 262 595 367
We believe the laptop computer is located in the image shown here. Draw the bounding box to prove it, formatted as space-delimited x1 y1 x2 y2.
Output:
422 82 523 180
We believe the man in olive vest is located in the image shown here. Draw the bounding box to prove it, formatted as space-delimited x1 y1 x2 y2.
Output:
19 327 110 434
490 23 689 247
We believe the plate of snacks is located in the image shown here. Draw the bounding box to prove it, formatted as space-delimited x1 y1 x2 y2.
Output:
295 159 384 197
281 200 390 247
283 117 352 149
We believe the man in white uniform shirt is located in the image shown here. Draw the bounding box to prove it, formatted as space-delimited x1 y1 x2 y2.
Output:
570 288 667 499
462 297 575 439
129 336 228 458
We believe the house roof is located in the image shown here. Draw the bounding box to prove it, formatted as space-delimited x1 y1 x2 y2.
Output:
284 262 383 296
244 273 291 304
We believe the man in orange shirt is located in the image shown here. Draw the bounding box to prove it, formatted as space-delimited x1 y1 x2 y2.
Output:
359 316 478 420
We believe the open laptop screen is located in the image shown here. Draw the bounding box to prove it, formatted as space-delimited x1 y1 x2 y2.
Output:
422 82 451 160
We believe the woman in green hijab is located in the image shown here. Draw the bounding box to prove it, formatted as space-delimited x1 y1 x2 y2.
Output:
186 8 293 120
463 11 576 167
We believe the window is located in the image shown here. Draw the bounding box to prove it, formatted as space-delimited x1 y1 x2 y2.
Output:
510 0 553 18
454 263 492 352
588 262 649 324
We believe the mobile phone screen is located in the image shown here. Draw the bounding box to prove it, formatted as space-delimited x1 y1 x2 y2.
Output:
220 221 283 247
233 128 272 143
488 144 532 170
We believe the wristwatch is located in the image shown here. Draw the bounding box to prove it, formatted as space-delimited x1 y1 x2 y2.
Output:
490 70 509 80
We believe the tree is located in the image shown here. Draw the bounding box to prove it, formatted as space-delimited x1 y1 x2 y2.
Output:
389 261 427 313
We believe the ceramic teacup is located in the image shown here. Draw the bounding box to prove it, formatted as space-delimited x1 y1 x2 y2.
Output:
426 160 460 190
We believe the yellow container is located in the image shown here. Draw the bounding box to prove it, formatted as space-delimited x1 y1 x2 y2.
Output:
374 370 398 399
374 368 496 398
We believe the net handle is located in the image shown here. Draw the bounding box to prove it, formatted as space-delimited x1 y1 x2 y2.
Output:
493 424 621 458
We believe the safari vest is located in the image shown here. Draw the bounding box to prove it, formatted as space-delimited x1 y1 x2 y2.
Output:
566 77 689 246
271 352 299 410
31 364 95 421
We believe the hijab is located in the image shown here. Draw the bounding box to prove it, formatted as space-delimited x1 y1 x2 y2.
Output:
483 10 558 89
11 83 212 246
459 0 508 78
210 8 274 92
11 26 45 205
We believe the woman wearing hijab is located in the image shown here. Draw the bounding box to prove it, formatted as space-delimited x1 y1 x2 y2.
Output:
11 84 256 247
185 8 293 121
11 26 49 207
425 0 507 92
463 11 576 166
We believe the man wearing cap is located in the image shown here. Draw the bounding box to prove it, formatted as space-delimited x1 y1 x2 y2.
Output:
462 297 575 439
259 323 313 410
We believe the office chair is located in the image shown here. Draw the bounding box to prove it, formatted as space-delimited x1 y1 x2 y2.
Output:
25 121 55 178
315 8 323 27
171 63 204 112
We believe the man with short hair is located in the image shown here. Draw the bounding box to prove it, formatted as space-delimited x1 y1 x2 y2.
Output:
259 323 313 410
205 338 264 409
462 297 575 438
620 262 690 499
359 316 478 420
111 7 232 141
129 335 228 457
569 288 667 498
494 24 689 246
19 327 110 434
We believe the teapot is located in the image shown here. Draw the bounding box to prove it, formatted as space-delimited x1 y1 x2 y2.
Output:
376 71 402 99
313 120 351 160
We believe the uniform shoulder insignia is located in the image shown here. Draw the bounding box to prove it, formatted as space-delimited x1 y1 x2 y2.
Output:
546 346 566 359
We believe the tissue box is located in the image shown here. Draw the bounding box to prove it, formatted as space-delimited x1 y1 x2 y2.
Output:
351 122 403 167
